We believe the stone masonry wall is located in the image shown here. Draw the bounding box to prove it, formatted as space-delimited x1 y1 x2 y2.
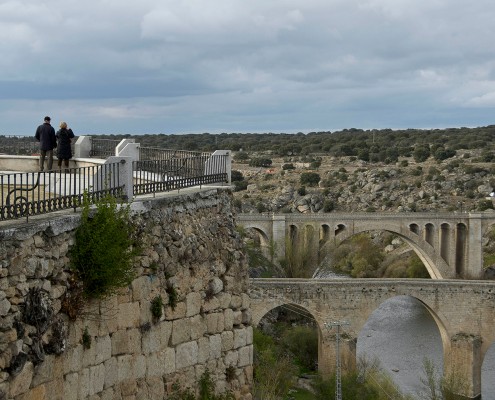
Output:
0 188 252 400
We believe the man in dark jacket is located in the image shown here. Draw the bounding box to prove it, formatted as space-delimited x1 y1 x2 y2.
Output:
35 116 56 171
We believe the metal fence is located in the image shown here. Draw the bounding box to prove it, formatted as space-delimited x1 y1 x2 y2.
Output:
139 146 206 161
133 153 229 196
90 138 120 158
0 163 124 222
0 135 39 156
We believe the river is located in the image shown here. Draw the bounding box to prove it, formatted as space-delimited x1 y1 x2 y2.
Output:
357 295 495 399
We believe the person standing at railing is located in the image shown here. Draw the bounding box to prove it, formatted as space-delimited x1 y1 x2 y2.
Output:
35 116 57 171
55 122 75 172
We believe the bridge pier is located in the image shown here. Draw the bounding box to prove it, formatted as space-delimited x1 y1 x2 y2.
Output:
445 334 482 399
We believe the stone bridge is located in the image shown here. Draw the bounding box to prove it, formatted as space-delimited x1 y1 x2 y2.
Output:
237 212 495 279
250 278 495 399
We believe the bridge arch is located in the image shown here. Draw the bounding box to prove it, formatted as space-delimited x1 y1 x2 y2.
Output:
334 226 448 279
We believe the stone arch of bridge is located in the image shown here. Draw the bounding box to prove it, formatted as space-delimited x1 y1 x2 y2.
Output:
245 226 269 246
330 225 451 279
355 294 451 364
251 299 327 373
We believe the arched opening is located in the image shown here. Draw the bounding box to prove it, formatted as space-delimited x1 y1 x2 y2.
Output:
320 224 330 246
335 223 346 236
440 223 450 262
253 303 320 398
409 223 420 235
455 223 467 277
357 296 444 397
289 224 298 247
424 223 435 246
481 341 495 397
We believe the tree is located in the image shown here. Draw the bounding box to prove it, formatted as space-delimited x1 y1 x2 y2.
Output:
300 172 321 187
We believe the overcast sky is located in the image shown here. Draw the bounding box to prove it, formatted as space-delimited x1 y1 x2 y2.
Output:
2 0 495 135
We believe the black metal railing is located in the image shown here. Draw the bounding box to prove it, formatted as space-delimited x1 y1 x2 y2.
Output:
89 138 120 158
0 163 124 222
0 135 39 156
139 146 206 161
133 153 229 196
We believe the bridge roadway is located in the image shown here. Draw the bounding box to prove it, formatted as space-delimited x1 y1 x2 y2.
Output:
238 212 495 279
250 278 495 399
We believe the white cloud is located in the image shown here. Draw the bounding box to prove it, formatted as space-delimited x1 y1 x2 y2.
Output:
1 0 495 135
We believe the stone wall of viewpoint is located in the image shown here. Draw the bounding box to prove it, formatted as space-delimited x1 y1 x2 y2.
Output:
0 188 252 400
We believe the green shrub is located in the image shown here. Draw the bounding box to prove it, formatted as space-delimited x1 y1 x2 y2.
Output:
69 194 140 300
150 295 164 321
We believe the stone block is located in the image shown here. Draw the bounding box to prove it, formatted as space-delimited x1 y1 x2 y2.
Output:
104 357 118 389
164 301 186 320
118 302 141 329
205 312 220 334
246 326 253 345
186 292 202 317
89 363 105 395
133 354 147 379
44 378 64 400
176 341 199 370
234 328 247 349
95 334 112 364
111 328 141 355
242 309 252 325
117 354 134 381
224 309 234 331
231 295 242 309
189 315 207 340
144 376 165 400
202 296 220 313
9 360 33 397
146 351 166 377
63 344 83 373
241 293 250 310
217 292 232 309
16 384 46 400
238 345 253 367
210 334 222 359
131 276 152 302
171 318 192 346
163 347 176 375
233 310 243 326
197 336 210 364
77 368 90 400
63 372 79 400
224 350 239 367
221 331 234 352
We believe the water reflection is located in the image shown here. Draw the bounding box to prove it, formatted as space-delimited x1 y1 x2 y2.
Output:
357 296 495 399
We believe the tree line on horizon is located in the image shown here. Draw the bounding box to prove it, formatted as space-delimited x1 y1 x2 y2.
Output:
94 125 495 161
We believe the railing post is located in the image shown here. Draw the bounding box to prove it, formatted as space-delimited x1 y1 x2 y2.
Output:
98 156 134 201
74 136 92 158
208 150 231 184
116 142 140 162
116 139 136 156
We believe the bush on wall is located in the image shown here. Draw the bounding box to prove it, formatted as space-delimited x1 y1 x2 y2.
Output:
69 193 141 300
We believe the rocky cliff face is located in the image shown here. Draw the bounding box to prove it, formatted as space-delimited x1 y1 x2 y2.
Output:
233 152 495 214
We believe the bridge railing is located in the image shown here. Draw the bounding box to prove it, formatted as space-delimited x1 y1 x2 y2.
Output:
0 162 124 222
133 152 229 196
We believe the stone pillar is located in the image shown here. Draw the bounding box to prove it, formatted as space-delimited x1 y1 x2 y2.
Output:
466 214 483 279
116 142 139 162
445 333 482 399
272 215 286 261
74 135 92 158
97 156 134 201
